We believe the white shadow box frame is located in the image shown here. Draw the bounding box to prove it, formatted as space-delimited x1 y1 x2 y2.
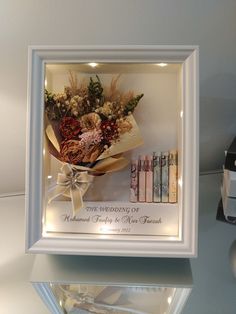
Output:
26 45 199 257
31 255 192 314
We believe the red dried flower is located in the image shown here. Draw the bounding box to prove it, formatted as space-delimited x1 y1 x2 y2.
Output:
60 139 85 164
59 117 81 139
101 120 119 144
60 137 104 164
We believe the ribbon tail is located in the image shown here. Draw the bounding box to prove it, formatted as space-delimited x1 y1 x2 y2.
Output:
70 186 84 216
47 185 69 204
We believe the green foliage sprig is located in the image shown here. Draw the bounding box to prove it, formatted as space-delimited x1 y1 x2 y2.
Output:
88 75 104 101
123 94 144 115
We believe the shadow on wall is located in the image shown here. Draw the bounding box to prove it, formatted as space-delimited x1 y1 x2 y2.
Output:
200 73 236 173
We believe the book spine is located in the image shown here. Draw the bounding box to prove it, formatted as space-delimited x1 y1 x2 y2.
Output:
153 152 161 202
145 155 153 203
138 155 146 202
169 150 178 203
130 159 138 202
161 152 169 202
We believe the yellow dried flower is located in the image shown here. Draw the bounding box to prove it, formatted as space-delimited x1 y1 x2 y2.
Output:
80 112 101 132
98 101 113 117
117 118 132 134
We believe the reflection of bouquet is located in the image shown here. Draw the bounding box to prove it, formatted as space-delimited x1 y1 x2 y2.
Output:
60 284 148 314
45 72 143 214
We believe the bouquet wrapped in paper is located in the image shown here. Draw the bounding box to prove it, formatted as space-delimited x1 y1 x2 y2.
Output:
45 72 143 214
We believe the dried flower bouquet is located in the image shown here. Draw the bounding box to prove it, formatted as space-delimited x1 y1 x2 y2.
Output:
45 72 143 214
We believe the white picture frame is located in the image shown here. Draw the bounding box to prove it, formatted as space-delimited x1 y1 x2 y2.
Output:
31 255 193 314
26 45 199 257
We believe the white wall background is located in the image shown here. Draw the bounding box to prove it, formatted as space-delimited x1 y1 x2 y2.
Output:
1 0 236 194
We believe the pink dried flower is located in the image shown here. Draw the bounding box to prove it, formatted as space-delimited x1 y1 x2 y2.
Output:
79 129 102 147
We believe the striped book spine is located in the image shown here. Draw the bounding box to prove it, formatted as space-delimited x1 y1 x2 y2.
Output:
153 152 161 202
161 152 169 203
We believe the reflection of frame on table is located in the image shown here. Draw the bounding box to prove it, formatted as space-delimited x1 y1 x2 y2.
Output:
31 255 193 314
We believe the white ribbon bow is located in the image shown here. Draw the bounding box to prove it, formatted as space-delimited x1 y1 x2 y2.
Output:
48 164 94 215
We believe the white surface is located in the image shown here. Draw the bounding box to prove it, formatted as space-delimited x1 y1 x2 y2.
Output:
221 184 236 217
224 169 236 197
1 0 236 195
26 46 198 257
1 174 236 313
0 196 49 314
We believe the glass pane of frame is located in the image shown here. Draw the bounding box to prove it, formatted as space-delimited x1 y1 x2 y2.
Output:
43 62 183 239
